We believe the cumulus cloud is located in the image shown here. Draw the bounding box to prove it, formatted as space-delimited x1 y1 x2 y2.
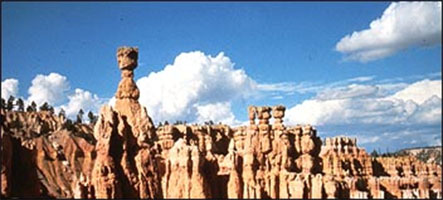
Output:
58 88 102 118
1 78 19 99
136 51 257 125
27 73 70 106
388 79 441 104
336 2 442 62
195 102 237 125
409 95 442 124
2 72 105 120
286 79 441 126
285 78 442 150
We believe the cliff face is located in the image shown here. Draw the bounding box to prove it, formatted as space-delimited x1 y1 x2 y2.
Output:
1 47 441 199
396 146 442 165
1 109 95 198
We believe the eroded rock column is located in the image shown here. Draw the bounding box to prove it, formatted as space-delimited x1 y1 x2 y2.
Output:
91 106 122 198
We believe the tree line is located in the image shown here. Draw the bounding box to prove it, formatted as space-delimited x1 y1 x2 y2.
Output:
1 96 98 124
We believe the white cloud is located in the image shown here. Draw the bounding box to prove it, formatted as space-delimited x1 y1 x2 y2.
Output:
258 82 299 93
347 76 375 82
285 98 346 125
316 84 380 100
27 73 70 106
2 73 105 120
409 95 442 124
336 2 442 62
388 79 441 104
257 76 377 98
338 134 380 145
285 79 442 126
195 102 237 125
1 78 19 100
58 88 102 118
271 95 284 100
285 78 441 150
108 96 116 107
136 51 257 124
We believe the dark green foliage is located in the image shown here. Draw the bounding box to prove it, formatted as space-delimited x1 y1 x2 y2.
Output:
1 98 6 109
76 109 84 124
16 98 24 112
415 148 442 165
26 105 33 112
59 108 66 119
48 106 54 115
204 120 215 125
370 149 379 157
87 111 97 124
6 96 15 111
39 102 50 111
31 101 37 112
64 119 76 131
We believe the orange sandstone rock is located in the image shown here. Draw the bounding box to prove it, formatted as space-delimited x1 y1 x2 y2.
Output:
1 47 441 199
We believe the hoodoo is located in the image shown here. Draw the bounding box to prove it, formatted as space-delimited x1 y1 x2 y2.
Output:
1 47 441 199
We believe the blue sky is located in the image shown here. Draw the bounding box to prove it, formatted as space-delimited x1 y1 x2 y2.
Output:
2 2 441 152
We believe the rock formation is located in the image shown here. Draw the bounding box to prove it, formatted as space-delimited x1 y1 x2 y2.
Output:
90 47 161 198
1 46 441 199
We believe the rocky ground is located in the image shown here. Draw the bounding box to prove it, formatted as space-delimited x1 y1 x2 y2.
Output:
395 146 442 165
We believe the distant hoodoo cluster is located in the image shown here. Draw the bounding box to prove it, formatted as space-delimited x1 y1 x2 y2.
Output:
1 47 441 199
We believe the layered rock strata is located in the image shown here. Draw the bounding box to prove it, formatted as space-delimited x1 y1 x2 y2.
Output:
1 47 441 199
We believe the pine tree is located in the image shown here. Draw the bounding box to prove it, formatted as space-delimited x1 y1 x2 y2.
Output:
370 150 379 157
76 109 84 123
6 96 15 111
65 119 75 131
39 102 50 111
48 106 54 114
59 108 66 119
31 101 37 112
16 98 24 112
26 105 33 112
87 111 97 124
0 98 6 109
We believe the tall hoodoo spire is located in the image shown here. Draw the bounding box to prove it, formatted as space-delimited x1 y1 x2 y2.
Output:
114 47 145 126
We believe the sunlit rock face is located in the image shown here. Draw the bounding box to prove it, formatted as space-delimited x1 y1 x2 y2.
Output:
1 47 440 199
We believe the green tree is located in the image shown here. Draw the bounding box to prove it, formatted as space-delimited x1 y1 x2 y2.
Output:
76 109 84 123
48 106 55 115
16 98 24 112
0 98 6 109
87 111 97 124
6 96 15 111
65 119 75 131
370 150 379 157
26 105 33 112
39 102 50 111
31 101 37 112
59 108 66 119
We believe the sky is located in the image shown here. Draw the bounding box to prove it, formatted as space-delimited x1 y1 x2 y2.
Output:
2 2 442 152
